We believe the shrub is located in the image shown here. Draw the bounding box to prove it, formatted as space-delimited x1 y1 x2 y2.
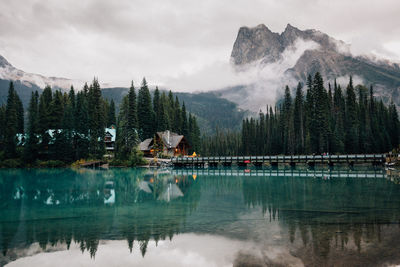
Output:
1 159 23 168
38 160 66 168
109 159 130 167
129 149 147 166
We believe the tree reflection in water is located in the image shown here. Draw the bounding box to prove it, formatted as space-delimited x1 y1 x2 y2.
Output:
1 167 400 266
0 168 200 261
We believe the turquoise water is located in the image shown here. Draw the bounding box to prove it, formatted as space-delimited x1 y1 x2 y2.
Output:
1 167 400 266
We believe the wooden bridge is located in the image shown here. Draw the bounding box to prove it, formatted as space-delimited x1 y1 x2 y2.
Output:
171 154 387 167
171 168 387 179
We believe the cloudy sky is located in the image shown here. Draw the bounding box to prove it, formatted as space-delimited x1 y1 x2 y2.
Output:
0 0 399 90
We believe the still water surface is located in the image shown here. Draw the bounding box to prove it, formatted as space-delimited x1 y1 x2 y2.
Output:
1 167 400 266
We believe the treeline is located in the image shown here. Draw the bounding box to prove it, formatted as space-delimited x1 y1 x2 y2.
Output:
201 73 400 156
0 78 200 166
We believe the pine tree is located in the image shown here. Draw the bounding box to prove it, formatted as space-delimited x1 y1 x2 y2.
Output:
282 85 294 154
4 82 18 158
68 86 76 129
345 76 359 153
332 81 345 153
48 90 64 129
137 78 154 140
108 99 116 126
0 105 6 152
389 101 399 149
126 81 139 148
153 87 161 131
75 92 88 135
293 82 304 154
115 81 139 160
24 91 39 162
158 92 169 131
15 93 24 134
88 78 105 158
313 72 330 153
127 82 138 129
357 85 369 152
167 90 175 130
305 74 315 153
191 115 201 153
174 96 182 134
181 102 188 137
52 95 74 162
38 86 53 133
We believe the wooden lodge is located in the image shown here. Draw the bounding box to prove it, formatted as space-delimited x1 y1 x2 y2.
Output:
104 126 116 152
139 130 190 157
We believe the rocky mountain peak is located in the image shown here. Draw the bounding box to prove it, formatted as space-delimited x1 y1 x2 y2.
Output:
231 24 283 65
283 23 300 33
281 23 304 47
231 24 343 65
0 55 12 68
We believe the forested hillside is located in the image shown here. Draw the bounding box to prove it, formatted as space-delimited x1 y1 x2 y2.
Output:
101 88 248 134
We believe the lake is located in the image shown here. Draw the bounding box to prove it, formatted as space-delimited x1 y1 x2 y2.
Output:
1 167 400 266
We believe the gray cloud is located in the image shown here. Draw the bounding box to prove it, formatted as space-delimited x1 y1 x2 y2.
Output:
0 0 399 90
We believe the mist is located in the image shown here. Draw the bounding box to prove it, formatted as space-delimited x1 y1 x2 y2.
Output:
165 38 320 112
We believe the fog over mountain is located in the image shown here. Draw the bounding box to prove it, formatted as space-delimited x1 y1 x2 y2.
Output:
217 23 400 111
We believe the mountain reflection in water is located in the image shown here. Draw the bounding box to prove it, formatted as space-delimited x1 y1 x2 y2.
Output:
1 167 400 266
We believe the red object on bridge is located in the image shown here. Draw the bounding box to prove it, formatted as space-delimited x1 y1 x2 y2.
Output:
244 160 251 164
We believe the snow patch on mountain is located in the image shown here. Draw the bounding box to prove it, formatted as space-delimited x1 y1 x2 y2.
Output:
0 55 84 90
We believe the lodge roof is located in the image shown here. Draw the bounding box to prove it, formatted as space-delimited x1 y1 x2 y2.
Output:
156 130 184 149
139 138 153 151
139 130 187 151
105 128 116 142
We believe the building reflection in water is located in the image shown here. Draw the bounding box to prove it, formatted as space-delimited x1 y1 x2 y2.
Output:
1 167 400 266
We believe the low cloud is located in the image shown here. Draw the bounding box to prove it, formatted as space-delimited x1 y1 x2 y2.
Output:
166 38 320 112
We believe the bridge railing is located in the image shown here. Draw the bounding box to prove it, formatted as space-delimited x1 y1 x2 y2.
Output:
171 154 387 164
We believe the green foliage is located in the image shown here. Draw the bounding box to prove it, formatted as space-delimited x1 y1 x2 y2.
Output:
0 104 6 151
24 91 39 162
108 99 116 126
115 81 139 160
109 158 130 167
4 82 18 157
0 158 23 168
153 87 161 131
129 148 147 166
137 78 154 140
88 78 106 158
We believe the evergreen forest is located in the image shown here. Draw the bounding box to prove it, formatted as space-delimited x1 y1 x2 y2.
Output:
0 78 201 167
0 72 399 167
201 73 400 156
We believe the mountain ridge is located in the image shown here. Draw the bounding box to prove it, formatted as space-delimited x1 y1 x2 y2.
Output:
230 23 400 109
0 55 84 91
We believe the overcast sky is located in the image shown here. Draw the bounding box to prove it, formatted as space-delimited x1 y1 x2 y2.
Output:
0 0 400 90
